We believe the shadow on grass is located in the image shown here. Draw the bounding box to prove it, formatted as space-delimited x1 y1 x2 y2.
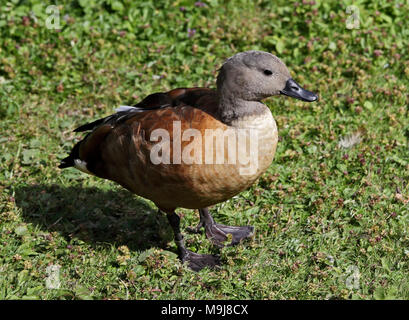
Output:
14 184 173 251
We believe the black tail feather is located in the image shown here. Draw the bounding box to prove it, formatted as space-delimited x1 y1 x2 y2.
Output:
58 156 74 169
58 140 82 169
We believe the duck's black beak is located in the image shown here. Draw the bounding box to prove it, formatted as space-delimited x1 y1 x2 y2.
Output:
280 78 318 102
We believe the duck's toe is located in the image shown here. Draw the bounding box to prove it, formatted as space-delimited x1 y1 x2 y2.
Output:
180 250 220 271
205 223 255 247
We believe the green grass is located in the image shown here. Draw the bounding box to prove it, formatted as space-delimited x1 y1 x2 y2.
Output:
1 0 409 299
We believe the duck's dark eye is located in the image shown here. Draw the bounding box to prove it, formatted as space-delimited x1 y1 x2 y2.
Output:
263 69 273 76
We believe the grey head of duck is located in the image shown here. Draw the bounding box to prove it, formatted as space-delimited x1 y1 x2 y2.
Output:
216 50 318 123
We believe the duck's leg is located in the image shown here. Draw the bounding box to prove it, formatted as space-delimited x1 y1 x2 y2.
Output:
166 211 220 271
190 208 254 248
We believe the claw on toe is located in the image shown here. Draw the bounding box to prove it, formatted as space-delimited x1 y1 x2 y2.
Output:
206 224 255 248
180 250 220 271
189 209 255 248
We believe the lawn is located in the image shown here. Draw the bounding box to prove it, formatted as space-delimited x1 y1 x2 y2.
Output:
0 0 408 299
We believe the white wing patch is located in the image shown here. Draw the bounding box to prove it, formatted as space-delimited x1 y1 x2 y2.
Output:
74 159 92 175
115 105 137 113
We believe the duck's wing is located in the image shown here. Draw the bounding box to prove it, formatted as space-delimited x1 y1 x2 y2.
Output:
73 92 173 133
58 87 220 170
73 88 218 133
165 87 219 118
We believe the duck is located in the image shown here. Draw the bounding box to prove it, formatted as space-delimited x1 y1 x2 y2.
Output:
59 51 318 271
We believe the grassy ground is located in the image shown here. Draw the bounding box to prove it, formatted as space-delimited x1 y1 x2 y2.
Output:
1 0 409 299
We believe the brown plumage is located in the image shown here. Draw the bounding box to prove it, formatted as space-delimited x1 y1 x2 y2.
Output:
60 51 318 271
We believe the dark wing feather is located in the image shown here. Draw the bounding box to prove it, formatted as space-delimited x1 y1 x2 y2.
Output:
73 104 171 132
74 92 174 132
59 88 218 169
